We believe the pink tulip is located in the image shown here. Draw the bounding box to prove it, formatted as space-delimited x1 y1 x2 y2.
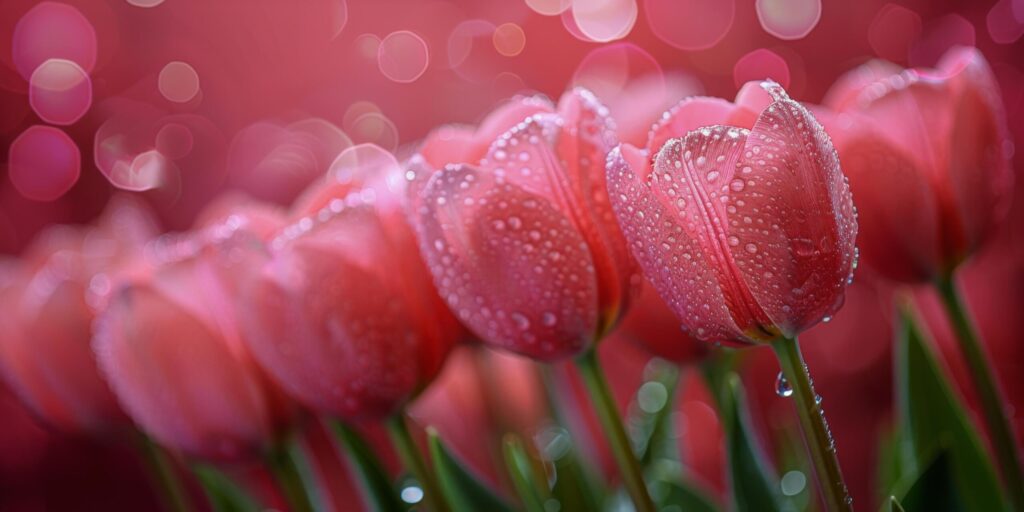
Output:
238 144 460 420
0 196 156 432
94 218 293 461
407 88 635 360
821 46 1012 282
607 81 857 345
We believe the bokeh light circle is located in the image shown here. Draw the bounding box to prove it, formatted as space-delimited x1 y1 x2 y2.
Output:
493 23 526 57
643 0 735 50
348 113 398 152
155 123 194 160
8 125 80 201
756 0 822 40
158 61 201 103
28 59 93 125
355 34 381 60
12 2 98 80
447 20 503 83
526 0 571 16
378 31 430 83
126 0 166 7
573 43 663 101
571 0 638 42
733 48 791 89
868 4 922 61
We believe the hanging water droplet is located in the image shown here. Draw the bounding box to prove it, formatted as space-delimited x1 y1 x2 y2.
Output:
775 372 793 397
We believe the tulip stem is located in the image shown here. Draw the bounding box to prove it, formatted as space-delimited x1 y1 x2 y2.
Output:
575 348 656 512
771 335 852 512
386 414 447 511
935 276 1024 509
328 420 404 511
137 433 192 512
266 439 319 512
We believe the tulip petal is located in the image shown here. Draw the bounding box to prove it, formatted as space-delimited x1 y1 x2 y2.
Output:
416 164 598 360
473 95 555 158
942 48 1013 255
96 283 275 460
607 142 744 343
728 82 857 336
245 236 424 419
648 97 735 157
419 125 478 169
838 131 940 281
821 59 903 112
556 88 635 331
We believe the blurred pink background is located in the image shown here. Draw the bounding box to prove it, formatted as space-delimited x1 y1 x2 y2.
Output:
1 0 1022 510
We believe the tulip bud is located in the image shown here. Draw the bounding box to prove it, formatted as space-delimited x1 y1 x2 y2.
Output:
237 144 461 421
822 46 1012 282
407 88 636 360
94 219 293 461
607 81 857 345
0 196 156 432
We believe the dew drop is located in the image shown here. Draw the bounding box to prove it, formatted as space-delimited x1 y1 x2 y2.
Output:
775 372 793 397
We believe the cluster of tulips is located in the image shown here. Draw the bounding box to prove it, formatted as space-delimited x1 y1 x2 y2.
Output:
0 44 1017 512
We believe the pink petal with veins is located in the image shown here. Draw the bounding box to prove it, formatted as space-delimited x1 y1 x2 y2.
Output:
415 164 598 360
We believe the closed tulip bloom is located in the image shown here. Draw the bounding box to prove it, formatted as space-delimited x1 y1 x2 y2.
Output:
608 81 857 345
0 196 156 432
408 88 635 360
94 220 293 461
822 46 1012 282
239 144 460 420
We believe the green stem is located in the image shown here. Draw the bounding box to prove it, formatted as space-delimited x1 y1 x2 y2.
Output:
575 348 656 512
935 276 1024 510
266 441 319 512
772 335 852 512
137 433 192 512
386 414 447 511
328 420 404 512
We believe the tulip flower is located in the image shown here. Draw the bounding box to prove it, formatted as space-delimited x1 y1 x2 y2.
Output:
407 88 635 361
608 80 857 511
407 89 655 510
236 144 460 510
0 196 156 433
94 221 294 462
238 144 459 422
822 46 1012 283
823 46 1022 507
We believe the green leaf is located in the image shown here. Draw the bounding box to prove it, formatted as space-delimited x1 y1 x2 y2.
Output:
627 358 680 467
502 434 548 512
645 456 720 512
328 422 404 512
535 424 603 512
896 311 1008 512
895 449 966 512
722 374 783 512
192 464 261 512
426 428 513 512
889 495 906 512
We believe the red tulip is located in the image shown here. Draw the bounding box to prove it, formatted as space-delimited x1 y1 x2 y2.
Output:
0 196 156 432
94 219 293 461
607 81 857 344
407 88 635 360
821 46 1012 282
238 144 460 420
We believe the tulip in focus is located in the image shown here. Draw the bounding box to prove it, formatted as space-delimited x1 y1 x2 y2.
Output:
822 46 1012 283
94 214 293 461
238 144 461 421
407 88 635 360
608 80 858 345
608 80 858 510
0 196 156 432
